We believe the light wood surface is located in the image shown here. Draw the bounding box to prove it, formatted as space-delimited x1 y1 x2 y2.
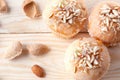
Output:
0 33 120 80
0 0 120 80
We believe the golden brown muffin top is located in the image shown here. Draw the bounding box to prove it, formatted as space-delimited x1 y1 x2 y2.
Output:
99 4 120 34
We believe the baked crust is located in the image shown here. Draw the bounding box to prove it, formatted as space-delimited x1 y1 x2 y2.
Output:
88 1 120 46
64 38 110 80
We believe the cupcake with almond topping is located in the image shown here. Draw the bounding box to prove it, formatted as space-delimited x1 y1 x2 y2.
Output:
88 1 120 46
43 0 87 38
64 38 110 80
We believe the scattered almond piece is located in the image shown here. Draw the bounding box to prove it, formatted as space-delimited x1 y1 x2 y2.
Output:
0 0 8 13
3 41 23 60
27 44 49 56
32 64 45 77
23 0 41 18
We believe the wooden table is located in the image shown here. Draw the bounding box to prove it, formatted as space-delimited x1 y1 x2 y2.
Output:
0 0 120 80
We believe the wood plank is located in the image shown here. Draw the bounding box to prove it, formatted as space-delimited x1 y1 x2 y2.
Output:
0 33 120 80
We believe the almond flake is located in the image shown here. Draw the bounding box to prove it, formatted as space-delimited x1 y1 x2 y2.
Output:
79 59 84 64
101 26 108 32
66 14 73 20
86 54 90 61
63 15 66 23
75 9 80 13
90 55 94 63
86 61 92 69
74 66 77 73
109 13 116 18
68 19 73 24
101 9 110 14
112 19 118 22
66 11 70 17
94 59 99 65
49 13 54 18
106 17 109 26
93 46 100 52
112 10 118 16
74 52 78 57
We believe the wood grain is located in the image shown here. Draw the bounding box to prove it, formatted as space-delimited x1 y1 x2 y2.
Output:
0 33 120 80
0 0 120 80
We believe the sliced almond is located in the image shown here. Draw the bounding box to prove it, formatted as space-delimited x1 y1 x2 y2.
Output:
112 19 118 22
74 66 77 73
112 9 118 16
106 17 109 26
0 0 8 13
23 0 41 19
90 55 94 63
101 26 108 32
68 19 72 24
93 46 100 53
63 15 66 23
86 61 92 69
94 59 99 65
86 54 90 61
109 13 116 18
101 9 110 14
66 11 70 17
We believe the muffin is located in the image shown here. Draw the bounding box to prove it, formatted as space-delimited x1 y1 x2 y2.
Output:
43 0 87 38
64 38 110 80
88 1 120 46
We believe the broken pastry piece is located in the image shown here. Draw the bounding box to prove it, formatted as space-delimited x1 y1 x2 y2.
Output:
3 41 23 60
0 0 8 13
43 0 87 38
23 0 41 18
64 38 110 80
88 1 120 46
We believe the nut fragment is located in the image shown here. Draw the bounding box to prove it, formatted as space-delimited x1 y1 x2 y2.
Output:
27 44 49 56
3 41 22 60
31 64 45 77
23 0 41 18
0 0 8 13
